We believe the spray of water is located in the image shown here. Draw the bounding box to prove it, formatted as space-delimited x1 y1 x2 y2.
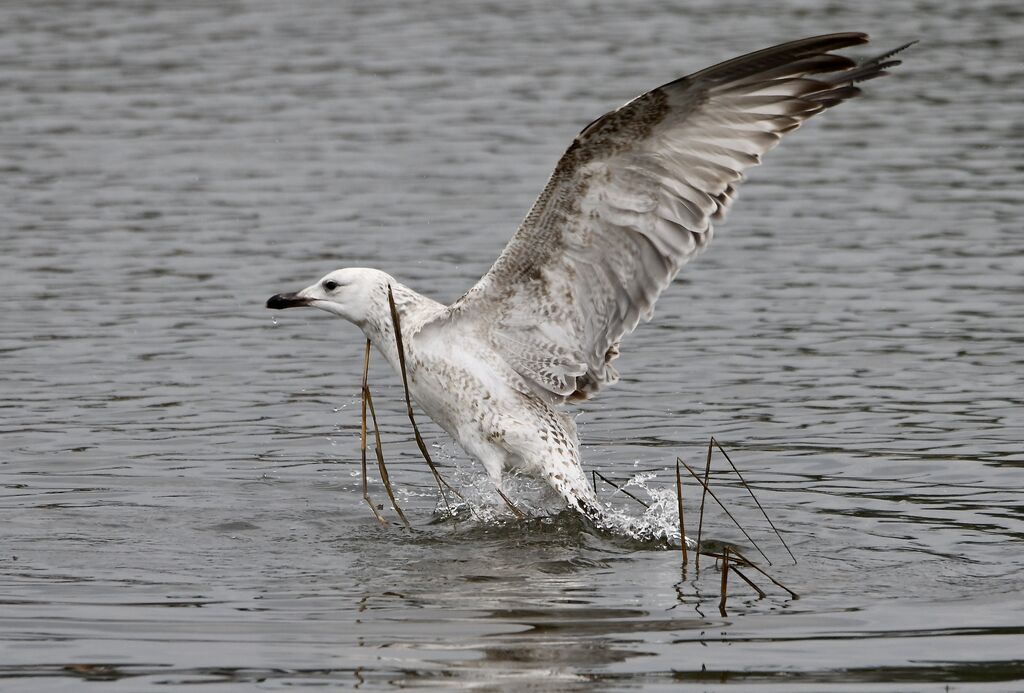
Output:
589 473 697 549
430 456 695 548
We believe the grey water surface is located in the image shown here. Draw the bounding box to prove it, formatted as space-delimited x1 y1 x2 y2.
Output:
2 1 1023 690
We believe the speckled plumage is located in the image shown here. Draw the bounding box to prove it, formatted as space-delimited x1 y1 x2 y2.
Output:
353 276 600 515
268 34 909 521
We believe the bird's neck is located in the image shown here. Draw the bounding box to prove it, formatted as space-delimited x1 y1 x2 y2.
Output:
360 281 443 376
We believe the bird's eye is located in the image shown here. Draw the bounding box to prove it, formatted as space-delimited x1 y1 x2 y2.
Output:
323 280 339 292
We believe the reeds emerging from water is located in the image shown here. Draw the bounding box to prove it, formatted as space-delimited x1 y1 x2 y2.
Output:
674 437 799 612
575 438 800 610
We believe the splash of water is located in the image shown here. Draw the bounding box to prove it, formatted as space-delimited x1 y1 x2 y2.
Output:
589 474 697 549
431 458 695 549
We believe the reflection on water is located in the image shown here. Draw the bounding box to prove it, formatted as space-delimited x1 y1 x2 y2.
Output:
2 0 1023 690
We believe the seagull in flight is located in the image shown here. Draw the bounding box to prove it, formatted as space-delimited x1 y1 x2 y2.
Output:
268 33 911 523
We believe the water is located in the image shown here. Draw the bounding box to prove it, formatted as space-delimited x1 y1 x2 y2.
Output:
2 1 1022 690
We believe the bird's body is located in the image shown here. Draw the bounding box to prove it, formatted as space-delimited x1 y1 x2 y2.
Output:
267 33 910 523
334 271 601 516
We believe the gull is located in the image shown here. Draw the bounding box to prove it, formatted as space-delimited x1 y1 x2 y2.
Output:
267 33 910 523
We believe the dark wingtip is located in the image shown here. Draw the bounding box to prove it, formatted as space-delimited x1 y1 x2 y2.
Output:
869 40 919 65
266 292 310 309
821 39 917 88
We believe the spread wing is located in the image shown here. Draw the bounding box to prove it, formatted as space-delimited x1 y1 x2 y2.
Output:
438 33 910 403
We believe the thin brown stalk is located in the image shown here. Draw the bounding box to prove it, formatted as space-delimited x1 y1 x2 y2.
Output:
594 471 650 509
386 285 463 512
695 440 713 569
719 546 730 616
675 458 688 565
364 383 410 527
680 459 772 566
360 339 387 526
495 487 526 518
730 565 766 599
712 437 796 564
730 547 800 600
700 550 751 565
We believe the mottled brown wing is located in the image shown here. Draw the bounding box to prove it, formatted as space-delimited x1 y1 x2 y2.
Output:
440 33 908 402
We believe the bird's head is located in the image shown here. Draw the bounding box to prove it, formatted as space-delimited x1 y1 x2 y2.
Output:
266 267 390 326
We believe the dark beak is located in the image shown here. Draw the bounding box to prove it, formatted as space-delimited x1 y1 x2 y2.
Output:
266 292 311 309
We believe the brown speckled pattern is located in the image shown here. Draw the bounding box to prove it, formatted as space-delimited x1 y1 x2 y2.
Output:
360 275 600 517
443 33 893 406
